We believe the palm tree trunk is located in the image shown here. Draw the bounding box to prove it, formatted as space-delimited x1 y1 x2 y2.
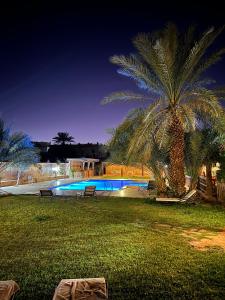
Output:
155 176 167 196
205 162 213 198
169 113 186 197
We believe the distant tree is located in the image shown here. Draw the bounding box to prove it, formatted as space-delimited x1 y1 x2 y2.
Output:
0 119 40 176
52 132 74 145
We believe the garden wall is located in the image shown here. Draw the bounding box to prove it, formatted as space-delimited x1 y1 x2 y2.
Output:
103 163 153 178
0 163 69 186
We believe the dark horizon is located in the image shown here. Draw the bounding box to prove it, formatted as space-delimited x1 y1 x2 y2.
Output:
1 1 225 143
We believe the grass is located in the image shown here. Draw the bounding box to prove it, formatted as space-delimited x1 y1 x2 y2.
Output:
0 196 225 299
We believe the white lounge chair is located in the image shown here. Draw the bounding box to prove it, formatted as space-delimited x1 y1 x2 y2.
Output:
40 189 54 197
156 189 197 204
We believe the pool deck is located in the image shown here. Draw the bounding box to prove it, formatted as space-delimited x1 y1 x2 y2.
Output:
0 178 75 195
0 178 151 198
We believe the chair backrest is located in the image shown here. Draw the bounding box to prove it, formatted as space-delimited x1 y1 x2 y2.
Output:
0 280 20 300
84 185 96 196
40 189 53 196
53 278 107 300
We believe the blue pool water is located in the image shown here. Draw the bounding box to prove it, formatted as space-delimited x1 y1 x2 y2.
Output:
52 179 148 191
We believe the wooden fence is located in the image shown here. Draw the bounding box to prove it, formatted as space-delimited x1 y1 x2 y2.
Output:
103 163 153 178
197 176 207 193
197 176 217 201
217 182 225 202
197 176 225 202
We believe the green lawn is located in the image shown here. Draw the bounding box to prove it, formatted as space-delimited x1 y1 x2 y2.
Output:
1 196 225 299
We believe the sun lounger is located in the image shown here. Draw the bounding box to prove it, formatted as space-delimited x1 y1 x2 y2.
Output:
156 189 197 204
179 189 197 202
53 277 108 300
39 189 54 197
77 185 96 197
0 280 20 300
84 185 96 196
0 189 12 196
155 197 181 203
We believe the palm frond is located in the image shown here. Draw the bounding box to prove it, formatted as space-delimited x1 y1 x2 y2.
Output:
191 48 225 82
153 40 174 98
128 103 167 156
110 54 163 94
185 131 207 184
0 119 40 174
177 105 196 131
176 26 225 94
133 33 173 98
212 85 225 99
101 91 150 104
186 96 222 119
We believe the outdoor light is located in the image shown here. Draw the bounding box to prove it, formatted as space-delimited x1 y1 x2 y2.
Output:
52 166 60 173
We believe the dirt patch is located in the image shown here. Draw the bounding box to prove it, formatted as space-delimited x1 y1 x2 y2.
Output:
153 223 225 251
153 223 183 231
181 228 225 251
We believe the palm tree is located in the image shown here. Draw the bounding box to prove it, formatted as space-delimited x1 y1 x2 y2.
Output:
0 119 40 175
52 132 74 145
102 23 225 196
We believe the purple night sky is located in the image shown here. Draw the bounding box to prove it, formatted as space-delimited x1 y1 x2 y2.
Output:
0 1 225 143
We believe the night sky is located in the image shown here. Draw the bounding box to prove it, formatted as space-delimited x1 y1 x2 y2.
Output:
0 1 225 143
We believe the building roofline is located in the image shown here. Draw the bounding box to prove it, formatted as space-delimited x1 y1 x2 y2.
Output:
67 158 99 162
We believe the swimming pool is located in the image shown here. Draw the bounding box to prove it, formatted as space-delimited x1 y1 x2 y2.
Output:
52 179 148 191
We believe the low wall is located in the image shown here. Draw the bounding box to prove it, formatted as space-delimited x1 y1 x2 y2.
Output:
84 169 94 178
70 170 94 178
103 163 153 178
0 180 18 187
0 163 69 186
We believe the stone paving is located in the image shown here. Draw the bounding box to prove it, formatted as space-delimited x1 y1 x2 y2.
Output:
0 178 75 195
